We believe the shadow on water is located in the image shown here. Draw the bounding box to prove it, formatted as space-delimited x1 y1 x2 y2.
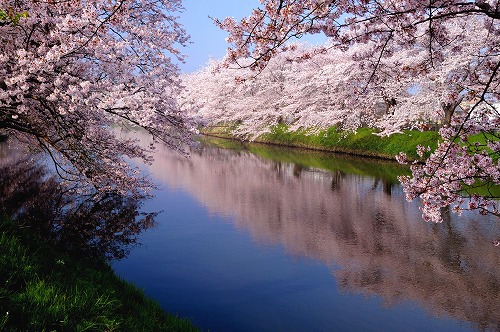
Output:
140 134 500 331
0 140 156 260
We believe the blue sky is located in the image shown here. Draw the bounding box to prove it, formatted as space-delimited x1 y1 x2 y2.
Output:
177 1 327 73
178 0 260 73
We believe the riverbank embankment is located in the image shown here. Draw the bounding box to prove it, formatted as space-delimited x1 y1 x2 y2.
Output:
201 124 440 161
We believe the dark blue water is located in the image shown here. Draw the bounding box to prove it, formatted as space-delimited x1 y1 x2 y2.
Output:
112 136 500 331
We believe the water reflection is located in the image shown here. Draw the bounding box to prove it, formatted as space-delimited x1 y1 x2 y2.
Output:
0 140 155 260
146 137 500 331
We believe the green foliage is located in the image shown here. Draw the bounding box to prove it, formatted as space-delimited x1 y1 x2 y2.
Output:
461 180 500 198
450 132 500 196
0 217 198 332
466 131 500 162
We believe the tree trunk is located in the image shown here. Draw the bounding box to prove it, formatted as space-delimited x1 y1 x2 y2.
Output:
441 95 464 127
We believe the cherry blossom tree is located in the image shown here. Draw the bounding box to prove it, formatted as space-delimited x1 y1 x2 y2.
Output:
181 22 487 136
215 0 500 222
0 0 191 198
179 44 374 136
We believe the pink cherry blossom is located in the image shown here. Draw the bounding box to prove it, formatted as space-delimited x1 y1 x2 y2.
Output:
212 0 500 222
0 0 192 197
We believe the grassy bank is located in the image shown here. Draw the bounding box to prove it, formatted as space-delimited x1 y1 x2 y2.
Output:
0 216 198 332
201 125 500 197
202 124 440 161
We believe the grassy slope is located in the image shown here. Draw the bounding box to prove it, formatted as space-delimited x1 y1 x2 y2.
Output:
203 124 440 161
0 217 198 332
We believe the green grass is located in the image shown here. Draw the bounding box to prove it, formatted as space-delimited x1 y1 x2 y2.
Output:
202 124 440 161
0 217 198 332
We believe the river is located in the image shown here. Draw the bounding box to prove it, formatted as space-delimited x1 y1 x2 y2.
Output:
112 134 500 332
